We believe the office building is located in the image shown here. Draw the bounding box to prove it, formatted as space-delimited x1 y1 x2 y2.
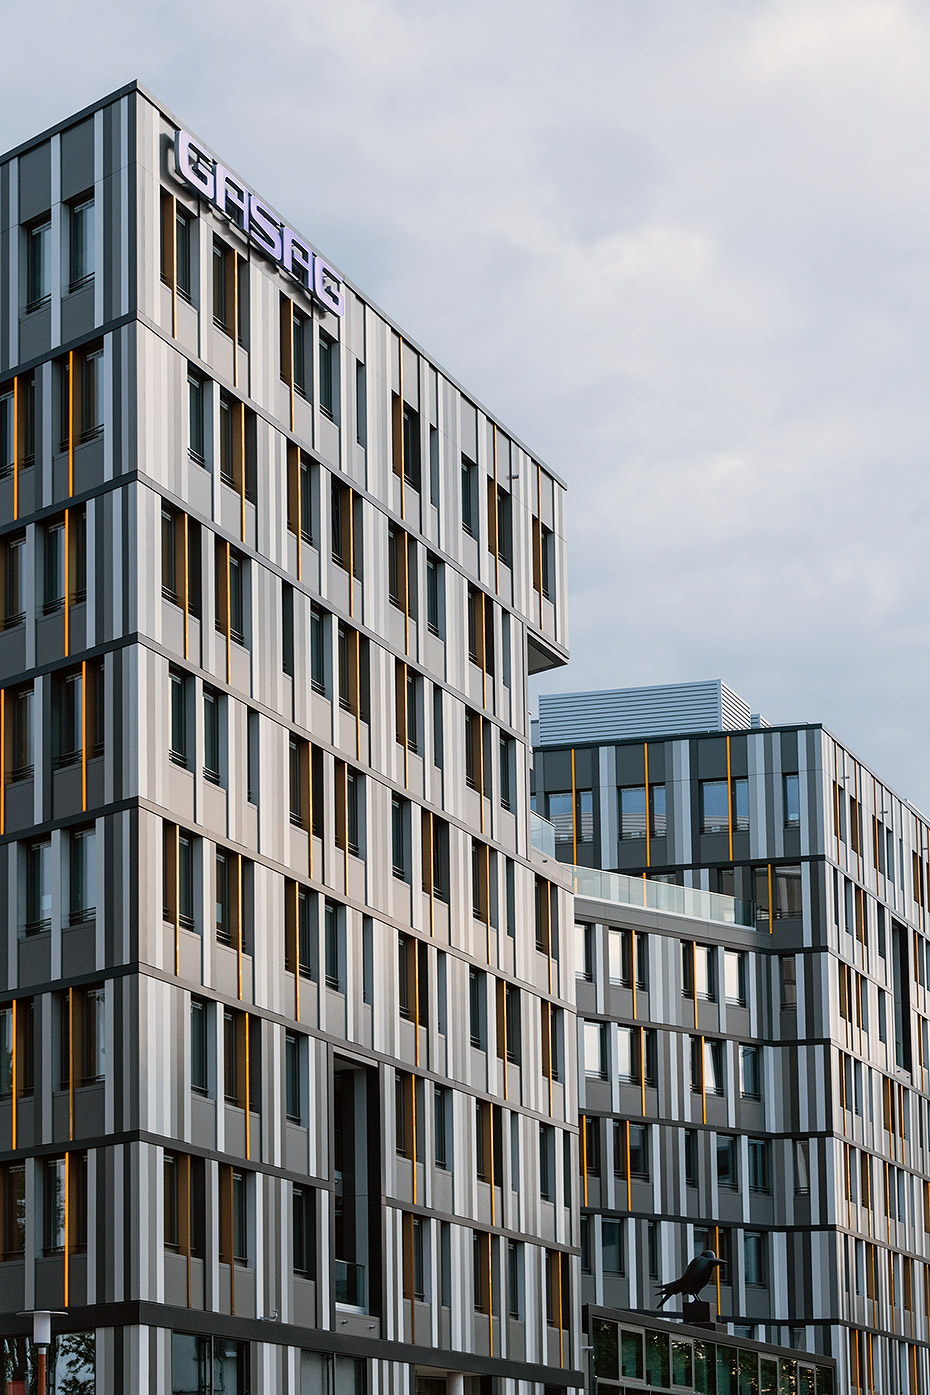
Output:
533 679 930 1394
0 81 579 1393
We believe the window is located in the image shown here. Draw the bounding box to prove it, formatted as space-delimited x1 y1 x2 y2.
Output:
794 1140 810 1195
1 1163 25 1259
319 333 338 420
191 998 209 1095
68 196 95 292
701 781 729 834
740 1045 761 1099
169 669 189 767
69 827 96 924
176 206 192 299
0 389 13 479
392 795 409 881
684 1129 698 1187
469 967 485 1049
695 945 717 1001
619 785 667 840
355 359 367 446
576 922 594 981
393 399 421 489
461 455 478 536
748 1139 770 1191
61 345 103 445
337 622 368 719
426 553 443 636
717 1135 737 1188
293 1185 314 1276
0 1000 33 1103
324 899 343 991
547 789 593 846
1 532 25 630
490 482 513 566
584 1022 608 1078
285 1031 302 1122
66 984 106 1085
203 686 222 784
700 778 749 834
608 929 633 986
603 1218 626 1274
213 235 233 333
172 1335 249 1395
421 812 449 902
784 773 800 828
744 1231 766 1287
44 511 85 614
539 1123 555 1200
775 865 802 919
214 543 247 646
25 840 51 935
26 218 51 311
388 525 417 617
8 685 33 781
434 1085 450 1168
691 1036 724 1095
188 373 205 462
499 736 514 812
724 950 746 1004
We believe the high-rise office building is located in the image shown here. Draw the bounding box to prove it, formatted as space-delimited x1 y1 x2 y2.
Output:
0 81 580 1393
533 679 930 1394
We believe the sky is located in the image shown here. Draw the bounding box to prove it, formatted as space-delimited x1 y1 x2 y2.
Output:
3 0 930 807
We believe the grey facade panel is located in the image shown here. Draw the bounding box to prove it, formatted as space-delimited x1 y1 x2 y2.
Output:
538 679 753 746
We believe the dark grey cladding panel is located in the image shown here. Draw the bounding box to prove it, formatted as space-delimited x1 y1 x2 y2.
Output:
543 748 575 790
644 742 665 783
779 728 800 773
18 141 51 223
61 118 94 202
615 743 646 785
695 735 728 779
571 747 597 786
727 733 749 778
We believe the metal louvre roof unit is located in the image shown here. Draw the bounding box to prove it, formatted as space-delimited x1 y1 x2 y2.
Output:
537 680 754 745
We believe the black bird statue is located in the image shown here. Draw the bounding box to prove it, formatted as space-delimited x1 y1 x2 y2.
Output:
655 1250 724 1309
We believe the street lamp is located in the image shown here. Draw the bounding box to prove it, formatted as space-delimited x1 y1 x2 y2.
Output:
17 1311 65 1394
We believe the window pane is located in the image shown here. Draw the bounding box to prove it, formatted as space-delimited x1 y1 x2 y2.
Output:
620 786 647 839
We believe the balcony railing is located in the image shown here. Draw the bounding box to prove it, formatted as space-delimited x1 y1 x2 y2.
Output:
571 865 754 927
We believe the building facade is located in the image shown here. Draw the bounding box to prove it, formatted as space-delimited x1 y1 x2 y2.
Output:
0 82 581 1393
533 682 930 1395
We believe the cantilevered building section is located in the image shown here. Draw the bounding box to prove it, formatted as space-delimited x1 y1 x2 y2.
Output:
533 680 930 1393
0 82 578 1392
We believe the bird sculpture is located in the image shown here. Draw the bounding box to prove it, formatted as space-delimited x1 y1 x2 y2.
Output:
655 1250 724 1309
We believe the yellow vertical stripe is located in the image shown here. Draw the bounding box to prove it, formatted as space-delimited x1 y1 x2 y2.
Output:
244 1012 251 1160
68 987 75 1141
236 855 243 1001
183 513 189 660
0 688 5 835
64 507 71 658
170 195 178 339
571 748 577 870
10 999 16 1151
225 542 231 686
12 378 18 521
64 1151 70 1307
81 660 87 813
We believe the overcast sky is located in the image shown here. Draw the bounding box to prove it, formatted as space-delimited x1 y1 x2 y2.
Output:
4 0 929 808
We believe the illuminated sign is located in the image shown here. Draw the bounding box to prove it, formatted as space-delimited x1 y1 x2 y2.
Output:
173 129 345 318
